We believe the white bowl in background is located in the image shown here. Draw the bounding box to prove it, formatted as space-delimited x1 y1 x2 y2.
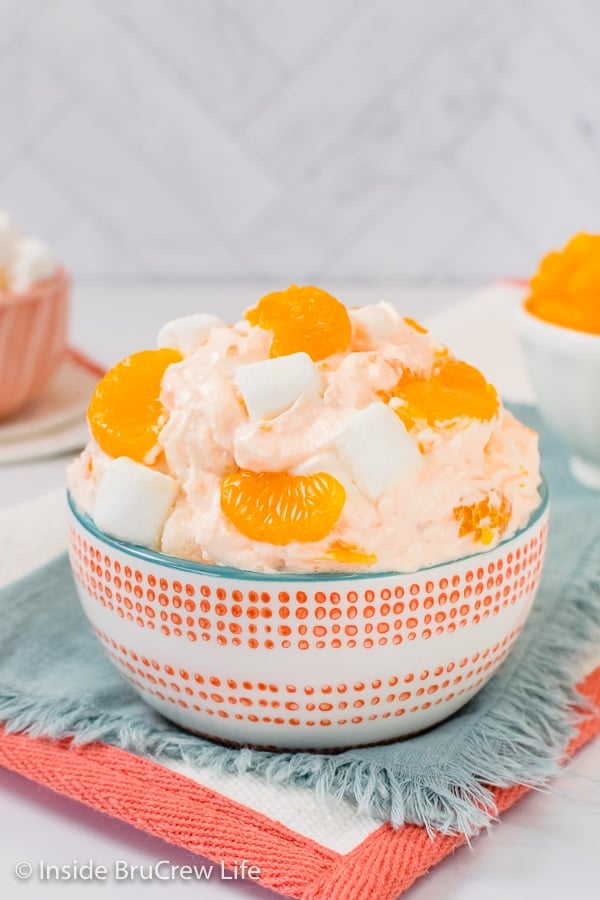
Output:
516 305 600 490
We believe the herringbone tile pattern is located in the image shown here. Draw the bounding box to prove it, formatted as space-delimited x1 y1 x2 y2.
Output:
1 0 599 281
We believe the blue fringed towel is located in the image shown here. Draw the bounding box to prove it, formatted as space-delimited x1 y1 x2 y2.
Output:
1 406 599 836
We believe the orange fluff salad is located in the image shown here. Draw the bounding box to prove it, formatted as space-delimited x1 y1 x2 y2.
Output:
68 286 542 574
525 233 600 335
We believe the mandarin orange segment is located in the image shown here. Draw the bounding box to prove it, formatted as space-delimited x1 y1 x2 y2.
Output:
386 358 499 431
245 284 352 362
529 251 569 296
404 317 428 334
567 255 600 301
88 348 182 463
453 494 512 545
320 539 377 565
220 470 346 545
526 232 600 334
563 232 600 264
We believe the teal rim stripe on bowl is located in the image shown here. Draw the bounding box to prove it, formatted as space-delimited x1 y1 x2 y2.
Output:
67 479 548 584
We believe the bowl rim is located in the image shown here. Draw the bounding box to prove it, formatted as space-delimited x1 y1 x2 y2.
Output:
0 266 69 309
67 478 549 583
516 301 600 345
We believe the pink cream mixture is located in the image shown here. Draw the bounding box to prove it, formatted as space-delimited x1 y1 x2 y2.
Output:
69 303 541 573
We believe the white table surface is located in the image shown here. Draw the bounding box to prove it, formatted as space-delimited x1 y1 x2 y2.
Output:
1 283 599 900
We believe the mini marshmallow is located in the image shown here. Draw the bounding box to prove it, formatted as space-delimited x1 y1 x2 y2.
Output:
157 313 224 356
351 303 397 343
94 457 179 549
333 401 422 500
291 450 350 487
0 211 19 267
235 352 321 420
10 237 57 292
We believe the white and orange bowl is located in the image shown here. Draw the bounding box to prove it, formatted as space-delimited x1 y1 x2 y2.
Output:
0 269 70 420
67 484 549 750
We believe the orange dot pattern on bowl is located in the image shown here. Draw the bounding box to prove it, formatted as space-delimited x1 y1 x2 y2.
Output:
91 625 523 728
69 524 547 652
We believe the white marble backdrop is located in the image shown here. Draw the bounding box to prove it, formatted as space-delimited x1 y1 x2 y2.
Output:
1 0 599 283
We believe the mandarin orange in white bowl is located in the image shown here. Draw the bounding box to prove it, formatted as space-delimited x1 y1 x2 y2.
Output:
68 286 546 748
517 233 600 489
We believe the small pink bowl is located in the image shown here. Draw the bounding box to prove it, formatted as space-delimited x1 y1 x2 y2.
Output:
0 268 70 420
